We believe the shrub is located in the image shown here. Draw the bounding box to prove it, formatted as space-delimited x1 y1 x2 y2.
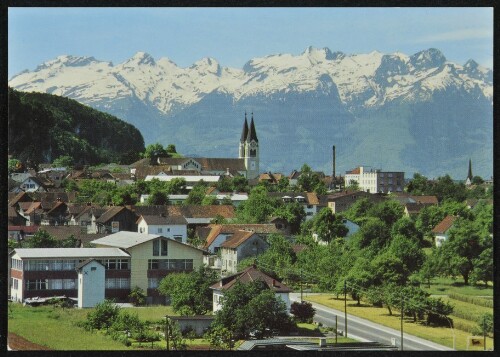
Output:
85 299 121 330
128 286 146 306
290 301 316 323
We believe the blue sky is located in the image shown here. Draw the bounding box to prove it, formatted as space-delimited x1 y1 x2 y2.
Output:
8 7 493 79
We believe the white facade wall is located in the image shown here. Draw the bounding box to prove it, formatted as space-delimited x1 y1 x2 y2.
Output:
346 167 404 193
221 248 238 275
78 261 105 308
137 221 187 243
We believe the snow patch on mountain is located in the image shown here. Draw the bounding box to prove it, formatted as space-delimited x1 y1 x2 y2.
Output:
9 46 493 116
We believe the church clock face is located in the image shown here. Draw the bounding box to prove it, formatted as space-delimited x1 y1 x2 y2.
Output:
250 142 256 148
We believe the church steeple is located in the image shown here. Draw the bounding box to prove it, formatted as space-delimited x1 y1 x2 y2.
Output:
238 112 259 179
247 113 258 142
240 112 249 143
466 158 473 186
467 159 473 180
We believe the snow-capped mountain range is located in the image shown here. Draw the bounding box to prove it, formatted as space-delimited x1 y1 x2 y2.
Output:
9 47 493 178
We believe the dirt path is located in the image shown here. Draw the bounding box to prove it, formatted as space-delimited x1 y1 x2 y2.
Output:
8 333 52 350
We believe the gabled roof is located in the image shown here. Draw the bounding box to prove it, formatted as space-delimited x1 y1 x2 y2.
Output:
137 214 188 226
432 216 457 234
91 231 208 254
46 201 67 215
8 192 32 207
203 224 280 249
96 206 127 224
76 258 105 270
211 265 291 293
220 230 263 249
74 206 108 220
347 167 361 175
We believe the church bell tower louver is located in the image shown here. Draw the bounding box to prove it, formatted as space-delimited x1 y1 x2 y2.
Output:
239 112 259 179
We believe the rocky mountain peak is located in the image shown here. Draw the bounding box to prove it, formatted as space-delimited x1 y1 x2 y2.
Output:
409 48 446 71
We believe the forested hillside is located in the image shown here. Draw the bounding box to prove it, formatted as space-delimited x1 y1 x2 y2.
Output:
8 88 145 166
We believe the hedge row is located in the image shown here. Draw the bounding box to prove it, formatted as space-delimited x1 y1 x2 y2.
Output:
448 293 493 308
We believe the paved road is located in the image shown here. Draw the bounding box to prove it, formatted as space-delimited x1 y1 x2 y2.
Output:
290 293 454 351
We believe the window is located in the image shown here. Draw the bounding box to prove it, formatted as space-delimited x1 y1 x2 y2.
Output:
148 278 158 289
148 259 159 270
153 239 159 256
25 279 48 290
49 279 63 290
117 259 129 270
148 259 193 271
161 239 168 256
106 278 130 289
63 279 76 289
158 228 163 234
174 235 182 242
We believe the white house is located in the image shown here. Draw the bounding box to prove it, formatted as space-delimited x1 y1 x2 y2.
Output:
136 215 188 243
17 177 47 193
210 265 292 313
345 166 404 194
432 215 457 247
76 259 105 308
219 231 269 276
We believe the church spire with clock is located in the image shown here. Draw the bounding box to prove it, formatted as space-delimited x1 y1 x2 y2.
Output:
239 112 259 179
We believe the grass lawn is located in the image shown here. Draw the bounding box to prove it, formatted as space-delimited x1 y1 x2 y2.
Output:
8 303 132 350
421 277 493 297
305 295 493 351
122 305 178 322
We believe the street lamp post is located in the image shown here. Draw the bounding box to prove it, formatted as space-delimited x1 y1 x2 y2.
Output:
344 280 347 338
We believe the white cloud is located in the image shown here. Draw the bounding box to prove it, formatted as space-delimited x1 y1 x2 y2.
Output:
415 28 492 43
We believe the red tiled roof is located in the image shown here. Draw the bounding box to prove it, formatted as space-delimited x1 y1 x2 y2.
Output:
220 230 256 249
203 224 280 249
432 216 457 234
347 167 361 174
211 265 292 293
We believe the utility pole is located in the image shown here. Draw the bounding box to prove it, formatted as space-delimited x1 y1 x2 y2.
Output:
165 316 170 351
335 315 338 345
344 280 347 338
400 295 404 351
300 269 303 302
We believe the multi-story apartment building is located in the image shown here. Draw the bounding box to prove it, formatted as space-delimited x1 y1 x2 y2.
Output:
345 166 404 194
9 248 131 303
9 231 208 306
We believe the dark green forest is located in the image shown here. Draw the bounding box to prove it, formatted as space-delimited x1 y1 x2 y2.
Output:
8 88 145 166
